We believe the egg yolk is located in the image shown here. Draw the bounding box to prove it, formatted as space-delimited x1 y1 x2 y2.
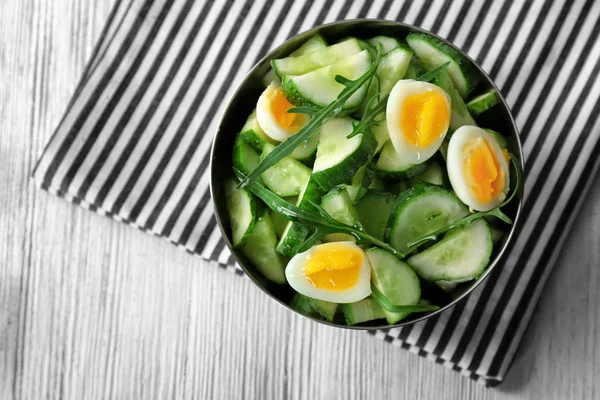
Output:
270 88 304 132
464 138 506 203
304 244 363 291
400 90 449 148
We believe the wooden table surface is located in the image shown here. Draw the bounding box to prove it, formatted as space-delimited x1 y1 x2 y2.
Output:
2 1 599 399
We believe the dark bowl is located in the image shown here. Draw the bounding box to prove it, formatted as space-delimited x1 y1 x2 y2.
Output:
210 20 525 329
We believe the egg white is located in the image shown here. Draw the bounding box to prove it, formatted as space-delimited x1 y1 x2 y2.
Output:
256 81 306 142
285 242 371 303
447 125 510 211
386 80 451 164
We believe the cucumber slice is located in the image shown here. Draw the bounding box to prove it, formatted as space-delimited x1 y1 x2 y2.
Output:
272 38 362 78
312 117 377 191
241 209 286 284
345 163 375 203
261 143 311 197
367 36 401 54
232 136 261 178
321 187 361 242
357 46 413 117
407 219 492 281
366 247 421 324
354 190 396 241
406 33 480 98
436 280 458 292
484 128 508 149
439 138 449 162
433 70 476 131
341 298 386 325
282 50 372 110
467 89 499 116
409 162 444 186
308 298 338 322
375 140 428 181
269 209 288 238
403 56 427 80
290 293 321 318
490 224 505 244
276 179 322 256
386 184 469 254
369 177 386 190
289 132 319 164
239 110 276 153
262 34 327 87
370 122 390 153
225 178 256 248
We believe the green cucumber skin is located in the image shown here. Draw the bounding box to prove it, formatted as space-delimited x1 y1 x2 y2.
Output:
341 298 386 325
409 162 445 186
232 136 261 177
407 219 493 282
308 298 338 322
239 110 276 152
312 127 378 192
467 90 500 116
366 247 421 324
385 183 469 254
354 190 396 241
224 178 256 248
406 33 480 98
241 210 287 284
290 294 322 318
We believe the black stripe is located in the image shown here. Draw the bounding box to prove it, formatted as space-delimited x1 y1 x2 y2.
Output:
194 215 220 253
226 252 236 267
472 94 600 375
413 0 432 27
487 0 534 80
91 0 219 209
460 0 493 53
430 300 467 357
336 0 354 21
40 0 155 186
446 0 473 42
465 52 600 374
397 324 413 343
377 0 393 20
513 0 590 122
64 0 179 195
134 1 276 236
313 0 334 27
395 0 413 22
125 0 258 224
253 0 294 65
475 0 514 65
357 0 372 18
287 0 314 38
414 315 439 349
430 0 453 34
75 0 197 198
210 235 227 261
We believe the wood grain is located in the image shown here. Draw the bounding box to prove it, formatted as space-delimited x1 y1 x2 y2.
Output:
1 0 599 399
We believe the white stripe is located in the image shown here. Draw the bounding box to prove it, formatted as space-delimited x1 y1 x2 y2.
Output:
436 0 466 39
384 0 405 21
451 0 486 45
461 0 512 58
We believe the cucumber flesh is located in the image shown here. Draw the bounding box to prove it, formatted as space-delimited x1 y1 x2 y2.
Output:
272 38 362 77
367 36 401 54
467 89 499 116
370 122 390 153
406 33 480 98
261 143 311 197
409 162 444 186
282 50 372 110
225 178 256 248
241 210 287 284
345 163 375 203
386 184 470 254
312 117 377 191
433 70 476 131
490 224 505 245
239 110 276 152
354 191 396 241
232 136 261 179
366 247 421 324
269 209 288 238
321 187 361 242
261 68 279 88
375 140 428 181
289 132 319 165
403 56 426 79
407 219 492 281
484 128 508 149
341 298 386 325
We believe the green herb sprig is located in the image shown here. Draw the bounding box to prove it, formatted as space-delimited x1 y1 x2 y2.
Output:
370 284 440 313
237 48 384 189
416 61 450 82
234 169 405 259
407 155 522 248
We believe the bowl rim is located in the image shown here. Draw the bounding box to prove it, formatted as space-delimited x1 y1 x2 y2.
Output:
210 18 525 330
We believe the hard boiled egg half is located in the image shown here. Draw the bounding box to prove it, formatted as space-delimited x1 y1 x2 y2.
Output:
386 80 451 164
286 242 371 303
447 125 510 212
256 81 309 142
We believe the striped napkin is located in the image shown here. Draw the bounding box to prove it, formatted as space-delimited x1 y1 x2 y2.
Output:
33 0 600 386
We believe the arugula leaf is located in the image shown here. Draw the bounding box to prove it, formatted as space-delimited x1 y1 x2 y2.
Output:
370 284 440 313
346 93 389 139
407 155 522 248
237 48 384 189
234 169 405 259
416 61 450 82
